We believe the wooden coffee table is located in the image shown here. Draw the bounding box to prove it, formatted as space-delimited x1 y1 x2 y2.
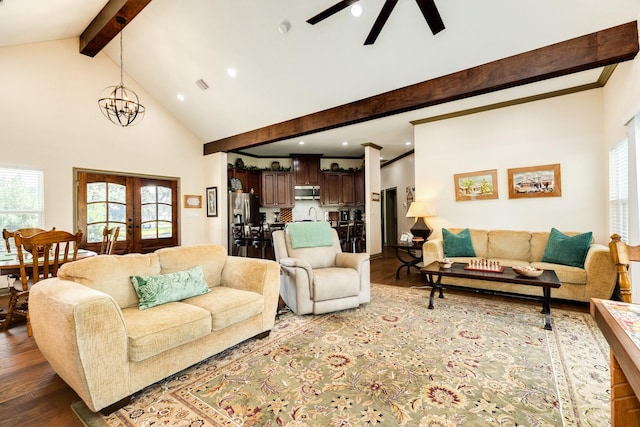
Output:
420 261 562 330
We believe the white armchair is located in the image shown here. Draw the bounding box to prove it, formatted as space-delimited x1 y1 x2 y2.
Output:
272 225 370 315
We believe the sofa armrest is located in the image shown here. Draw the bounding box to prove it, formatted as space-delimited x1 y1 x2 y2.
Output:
29 278 129 412
221 256 280 332
422 239 445 266
583 243 617 300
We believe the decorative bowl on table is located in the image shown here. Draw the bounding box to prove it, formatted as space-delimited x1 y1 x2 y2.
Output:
438 258 452 269
512 265 543 277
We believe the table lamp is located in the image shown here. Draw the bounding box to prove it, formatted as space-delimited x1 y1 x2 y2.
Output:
406 201 434 242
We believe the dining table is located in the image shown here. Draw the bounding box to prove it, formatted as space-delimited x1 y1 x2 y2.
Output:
0 249 97 276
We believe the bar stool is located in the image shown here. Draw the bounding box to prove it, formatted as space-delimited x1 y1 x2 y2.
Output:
231 224 249 256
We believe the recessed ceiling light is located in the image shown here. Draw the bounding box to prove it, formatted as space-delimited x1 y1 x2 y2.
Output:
405 141 412 146
227 68 237 78
278 20 290 35
299 141 305 145
176 94 185 101
342 141 349 146
350 4 363 17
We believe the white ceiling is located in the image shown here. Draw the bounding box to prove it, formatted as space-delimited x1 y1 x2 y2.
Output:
1 0 639 162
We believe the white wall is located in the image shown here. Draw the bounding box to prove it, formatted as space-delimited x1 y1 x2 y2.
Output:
0 38 207 246
414 89 610 243
380 154 416 237
603 38 640 302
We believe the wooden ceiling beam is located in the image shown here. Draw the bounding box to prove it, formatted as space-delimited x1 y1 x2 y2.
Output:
204 21 638 156
79 0 153 57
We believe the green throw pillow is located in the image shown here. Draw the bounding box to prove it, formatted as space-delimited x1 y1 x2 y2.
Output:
541 228 592 268
443 228 476 257
130 265 210 310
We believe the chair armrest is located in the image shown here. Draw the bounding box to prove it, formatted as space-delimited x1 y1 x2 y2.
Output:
29 278 129 412
583 244 617 300
336 252 369 271
422 239 444 266
279 257 314 279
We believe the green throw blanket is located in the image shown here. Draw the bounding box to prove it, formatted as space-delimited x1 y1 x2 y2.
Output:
287 221 334 249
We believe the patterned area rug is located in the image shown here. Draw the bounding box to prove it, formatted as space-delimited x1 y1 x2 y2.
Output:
72 284 611 426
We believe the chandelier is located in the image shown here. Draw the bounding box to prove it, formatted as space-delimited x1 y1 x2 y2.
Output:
98 17 145 127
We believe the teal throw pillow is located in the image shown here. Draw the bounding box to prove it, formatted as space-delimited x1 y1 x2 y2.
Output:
130 265 210 310
541 228 592 268
443 228 476 257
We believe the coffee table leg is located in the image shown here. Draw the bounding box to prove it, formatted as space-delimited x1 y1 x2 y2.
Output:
427 273 443 309
542 287 553 331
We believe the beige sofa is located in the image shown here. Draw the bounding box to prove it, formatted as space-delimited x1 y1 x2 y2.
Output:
422 228 617 302
28 244 280 413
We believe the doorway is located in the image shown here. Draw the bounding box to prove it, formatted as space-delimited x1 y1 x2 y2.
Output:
383 188 398 246
75 170 179 254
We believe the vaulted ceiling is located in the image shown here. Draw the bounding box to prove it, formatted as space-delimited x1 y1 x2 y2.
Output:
1 0 639 162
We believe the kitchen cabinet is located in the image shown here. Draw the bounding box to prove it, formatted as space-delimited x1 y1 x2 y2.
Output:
354 169 365 206
261 172 293 207
293 156 321 186
228 167 260 193
321 172 355 206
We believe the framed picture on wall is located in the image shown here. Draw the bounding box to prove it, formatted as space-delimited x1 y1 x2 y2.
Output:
206 187 218 217
184 195 202 208
453 169 499 202
507 163 561 199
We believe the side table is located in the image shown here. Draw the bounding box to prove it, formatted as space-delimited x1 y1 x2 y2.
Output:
389 242 424 279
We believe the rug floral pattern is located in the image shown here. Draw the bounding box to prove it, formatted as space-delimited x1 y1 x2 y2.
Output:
89 284 611 427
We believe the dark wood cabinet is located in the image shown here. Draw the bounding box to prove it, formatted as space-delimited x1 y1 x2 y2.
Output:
321 172 355 206
261 172 293 207
228 167 260 193
293 156 321 186
354 169 365 205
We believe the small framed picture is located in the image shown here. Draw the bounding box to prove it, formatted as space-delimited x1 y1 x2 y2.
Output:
454 169 499 202
206 187 218 217
371 192 380 202
508 163 561 199
184 195 202 209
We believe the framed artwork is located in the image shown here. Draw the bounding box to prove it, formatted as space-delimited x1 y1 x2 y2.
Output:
206 187 218 217
508 163 561 199
184 194 202 209
454 169 499 201
371 192 380 202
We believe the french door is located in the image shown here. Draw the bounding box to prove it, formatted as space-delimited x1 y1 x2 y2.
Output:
76 171 179 254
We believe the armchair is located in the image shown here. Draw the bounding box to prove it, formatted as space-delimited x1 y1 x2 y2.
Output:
272 224 370 315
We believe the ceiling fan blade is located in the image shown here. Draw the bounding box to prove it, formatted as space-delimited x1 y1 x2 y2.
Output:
364 0 398 45
415 0 445 35
307 0 360 25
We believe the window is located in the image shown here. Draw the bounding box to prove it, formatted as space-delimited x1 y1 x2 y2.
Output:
0 167 44 253
609 140 628 241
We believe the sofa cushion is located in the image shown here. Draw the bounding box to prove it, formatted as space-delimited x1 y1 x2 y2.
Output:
130 265 210 310
122 302 212 362
156 244 227 288
58 253 161 308
541 228 592 268
443 228 476 257
184 287 264 330
487 230 531 260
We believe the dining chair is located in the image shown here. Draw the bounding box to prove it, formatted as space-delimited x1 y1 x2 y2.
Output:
1 229 82 336
100 225 120 255
231 224 250 257
249 223 267 259
2 227 52 253
609 233 640 303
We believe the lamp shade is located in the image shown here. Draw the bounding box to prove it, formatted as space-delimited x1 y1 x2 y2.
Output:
406 201 432 218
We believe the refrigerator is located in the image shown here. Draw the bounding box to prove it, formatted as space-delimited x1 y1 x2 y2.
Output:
228 192 261 255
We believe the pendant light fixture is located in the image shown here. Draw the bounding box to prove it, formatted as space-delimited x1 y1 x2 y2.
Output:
98 16 145 127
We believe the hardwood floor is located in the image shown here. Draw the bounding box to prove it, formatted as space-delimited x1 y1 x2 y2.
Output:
0 247 588 426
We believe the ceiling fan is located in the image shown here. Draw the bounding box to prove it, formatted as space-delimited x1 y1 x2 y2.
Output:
307 0 445 45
